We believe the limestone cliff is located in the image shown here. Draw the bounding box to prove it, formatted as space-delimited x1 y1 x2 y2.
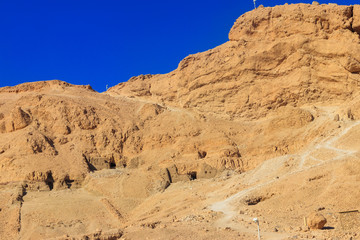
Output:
2 4 360 239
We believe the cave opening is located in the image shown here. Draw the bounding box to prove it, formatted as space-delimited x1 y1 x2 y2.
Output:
188 171 197 180
110 161 117 169
45 172 55 190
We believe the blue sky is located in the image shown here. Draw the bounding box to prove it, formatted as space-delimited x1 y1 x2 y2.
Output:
0 0 358 92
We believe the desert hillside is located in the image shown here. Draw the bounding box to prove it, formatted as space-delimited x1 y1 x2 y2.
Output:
1 3 360 240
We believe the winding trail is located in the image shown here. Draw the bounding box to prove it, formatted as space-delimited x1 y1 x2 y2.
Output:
210 119 360 239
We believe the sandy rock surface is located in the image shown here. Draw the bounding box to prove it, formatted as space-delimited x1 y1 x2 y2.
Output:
1 3 360 240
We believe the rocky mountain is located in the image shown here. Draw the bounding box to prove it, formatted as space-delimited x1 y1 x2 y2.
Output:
1 3 360 239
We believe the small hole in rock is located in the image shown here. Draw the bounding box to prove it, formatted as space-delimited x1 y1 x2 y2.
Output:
188 171 197 180
110 161 116 169
197 151 207 159
245 197 263 205
45 172 55 190
64 176 74 188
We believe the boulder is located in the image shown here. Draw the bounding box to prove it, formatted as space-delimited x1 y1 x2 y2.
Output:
306 212 327 229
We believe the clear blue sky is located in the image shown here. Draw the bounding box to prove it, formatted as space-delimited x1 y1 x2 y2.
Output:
0 0 357 92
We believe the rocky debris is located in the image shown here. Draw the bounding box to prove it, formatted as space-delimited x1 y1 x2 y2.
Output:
48 228 123 240
244 192 275 206
73 106 100 130
306 212 327 230
220 147 241 158
140 221 161 229
24 131 57 155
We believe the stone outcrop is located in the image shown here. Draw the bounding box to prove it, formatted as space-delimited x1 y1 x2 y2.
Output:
0 107 32 133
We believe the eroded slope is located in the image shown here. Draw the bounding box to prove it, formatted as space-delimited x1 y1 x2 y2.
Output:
2 3 360 240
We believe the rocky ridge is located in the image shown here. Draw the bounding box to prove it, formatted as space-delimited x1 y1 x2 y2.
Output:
109 3 360 120
1 3 360 240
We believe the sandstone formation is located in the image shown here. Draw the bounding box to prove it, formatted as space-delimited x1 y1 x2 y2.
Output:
1 3 360 240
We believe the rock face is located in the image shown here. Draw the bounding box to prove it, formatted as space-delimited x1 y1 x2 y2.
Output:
1 3 360 240
109 3 360 121
0 107 32 133
307 212 327 230
353 5 360 34
229 4 354 41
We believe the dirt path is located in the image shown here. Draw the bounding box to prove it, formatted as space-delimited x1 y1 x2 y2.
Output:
210 119 360 239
